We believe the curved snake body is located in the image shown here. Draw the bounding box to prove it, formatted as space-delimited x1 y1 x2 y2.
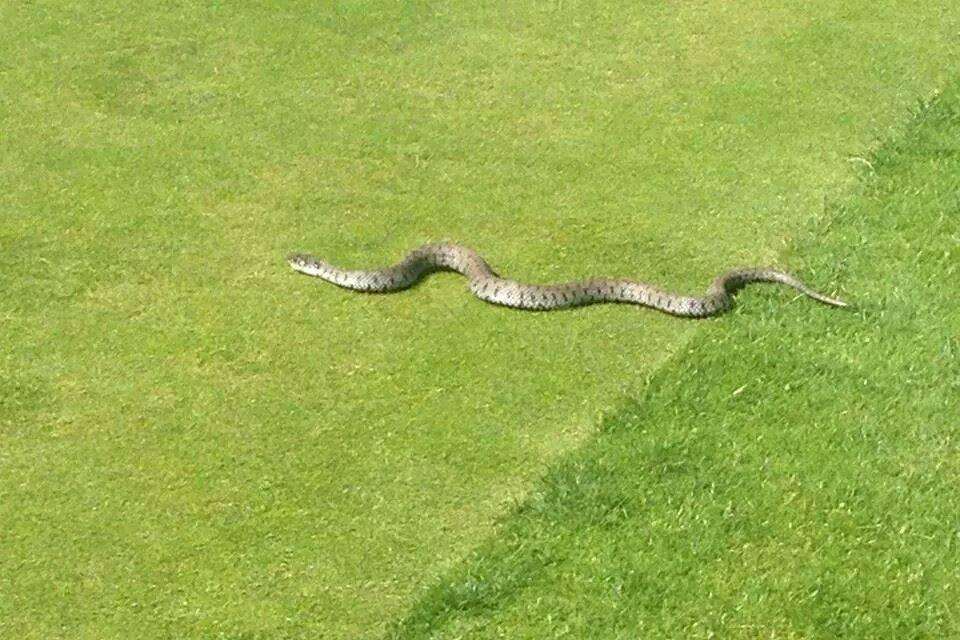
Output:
287 243 847 317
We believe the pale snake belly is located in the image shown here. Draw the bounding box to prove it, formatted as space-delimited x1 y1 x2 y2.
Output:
287 243 847 317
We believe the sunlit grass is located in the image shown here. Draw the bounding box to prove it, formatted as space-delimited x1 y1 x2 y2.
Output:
1 2 959 638
392 85 960 639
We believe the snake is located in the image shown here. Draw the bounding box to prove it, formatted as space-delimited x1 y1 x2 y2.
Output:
286 243 848 317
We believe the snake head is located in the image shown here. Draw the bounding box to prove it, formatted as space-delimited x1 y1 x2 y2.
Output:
286 253 311 268
287 252 328 277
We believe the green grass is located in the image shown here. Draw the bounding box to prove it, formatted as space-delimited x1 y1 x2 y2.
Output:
2 2 959 638
391 86 960 638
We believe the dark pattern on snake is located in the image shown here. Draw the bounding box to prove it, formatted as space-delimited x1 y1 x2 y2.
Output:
287 243 848 317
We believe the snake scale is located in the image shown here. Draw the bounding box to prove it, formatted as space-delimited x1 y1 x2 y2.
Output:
287 243 848 317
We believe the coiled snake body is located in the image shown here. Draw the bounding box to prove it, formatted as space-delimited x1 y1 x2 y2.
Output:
287 243 847 317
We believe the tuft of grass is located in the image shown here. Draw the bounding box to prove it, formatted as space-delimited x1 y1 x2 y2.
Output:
3 2 960 638
389 82 960 639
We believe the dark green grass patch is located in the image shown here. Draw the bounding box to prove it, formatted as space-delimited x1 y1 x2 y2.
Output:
390 87 960 639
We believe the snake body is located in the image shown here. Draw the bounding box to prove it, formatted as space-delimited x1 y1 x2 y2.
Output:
287 243 847 317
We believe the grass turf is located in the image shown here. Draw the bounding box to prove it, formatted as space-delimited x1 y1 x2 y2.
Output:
2 2 959 638
390 84 960 638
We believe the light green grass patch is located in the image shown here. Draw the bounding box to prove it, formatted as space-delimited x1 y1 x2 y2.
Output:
1 2 959 638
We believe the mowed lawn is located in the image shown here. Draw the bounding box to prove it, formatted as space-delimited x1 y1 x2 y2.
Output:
1 2 958 638
392 82 960 639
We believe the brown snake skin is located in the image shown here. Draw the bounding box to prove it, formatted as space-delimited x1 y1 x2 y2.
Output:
287 243 848 317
